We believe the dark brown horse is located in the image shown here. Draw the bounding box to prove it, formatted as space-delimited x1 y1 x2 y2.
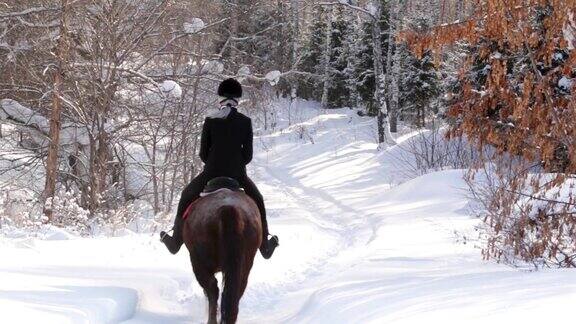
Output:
182 189 262 324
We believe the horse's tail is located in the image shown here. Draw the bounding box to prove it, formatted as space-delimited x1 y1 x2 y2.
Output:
219 205 243 323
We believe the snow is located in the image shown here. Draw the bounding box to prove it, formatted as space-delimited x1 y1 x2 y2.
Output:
159 80 182 99
553 52 565 61
238 66 251 80
183 18 205 34
185 59 225 75
1 100 576 323
265 70 281 86
42 226 75 241
366 3 377 16
0 98 49 130
0 99 89 146
558 76 573 91
203 60 224 74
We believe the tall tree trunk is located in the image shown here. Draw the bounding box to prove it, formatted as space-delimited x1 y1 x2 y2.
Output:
43 0 69 221
372 1 395 145
88 126 110 212
321 8 333 109
88 136 98 211
289 0 300 124
390 49 400 133
151 139 160 214
389 0 402 133
346 15 361 109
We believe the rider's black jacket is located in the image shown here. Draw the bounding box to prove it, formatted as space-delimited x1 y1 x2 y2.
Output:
199 107 253 178
175 106 265 228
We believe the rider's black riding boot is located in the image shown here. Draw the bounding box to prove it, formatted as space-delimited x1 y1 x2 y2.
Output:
160 215 184 255
260 234 279 259
239 175 278 259
259 209 279 259
161 174 207 254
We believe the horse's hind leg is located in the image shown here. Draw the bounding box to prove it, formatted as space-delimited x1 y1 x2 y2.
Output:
205 276 219 324
239 255 256 297
192 257 219 324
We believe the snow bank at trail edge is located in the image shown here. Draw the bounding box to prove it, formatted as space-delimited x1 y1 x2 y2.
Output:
1 100 576 324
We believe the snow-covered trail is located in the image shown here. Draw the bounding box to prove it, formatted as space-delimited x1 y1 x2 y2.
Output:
269 170 576 323
1 105 576 323
242 109 576 323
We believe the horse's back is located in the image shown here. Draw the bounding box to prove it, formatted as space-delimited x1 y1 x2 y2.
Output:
184 190 262 255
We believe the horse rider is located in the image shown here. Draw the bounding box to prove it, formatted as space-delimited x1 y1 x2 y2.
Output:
160 78 279 259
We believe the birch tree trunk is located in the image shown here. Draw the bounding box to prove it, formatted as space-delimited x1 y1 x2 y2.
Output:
372 1 396 145
346 15 361 109
390 48 400 132
321 8 333 109
43 0 69 221
289 0 300 124
389 0 402 133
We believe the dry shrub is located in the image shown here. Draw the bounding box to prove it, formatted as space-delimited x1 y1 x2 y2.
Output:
390 122 479 179
466 155 576 268
406 1 576 267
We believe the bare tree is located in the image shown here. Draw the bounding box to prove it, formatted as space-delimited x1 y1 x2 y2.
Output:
42 0 69 221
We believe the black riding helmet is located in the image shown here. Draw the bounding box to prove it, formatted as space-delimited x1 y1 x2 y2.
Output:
218 78 243 99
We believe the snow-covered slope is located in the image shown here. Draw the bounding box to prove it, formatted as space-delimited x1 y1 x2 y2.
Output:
1 101 575 323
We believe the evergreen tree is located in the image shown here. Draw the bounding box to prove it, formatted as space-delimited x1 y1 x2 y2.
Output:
399 46 440 127
354 1 392 115
355 18 377 114
344 15 363 110
298 5 329 100
325 7 351 108
214 1 290 76
255 1 293 73
298 2 392 111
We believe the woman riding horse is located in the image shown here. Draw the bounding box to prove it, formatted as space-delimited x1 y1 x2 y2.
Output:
160 78 279 259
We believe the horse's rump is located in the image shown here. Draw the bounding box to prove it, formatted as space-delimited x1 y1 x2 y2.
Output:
183 190 262 251
182 189 262 323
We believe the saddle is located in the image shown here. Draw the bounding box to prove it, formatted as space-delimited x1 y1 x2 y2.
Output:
183 177 243 220
201 177 242 196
